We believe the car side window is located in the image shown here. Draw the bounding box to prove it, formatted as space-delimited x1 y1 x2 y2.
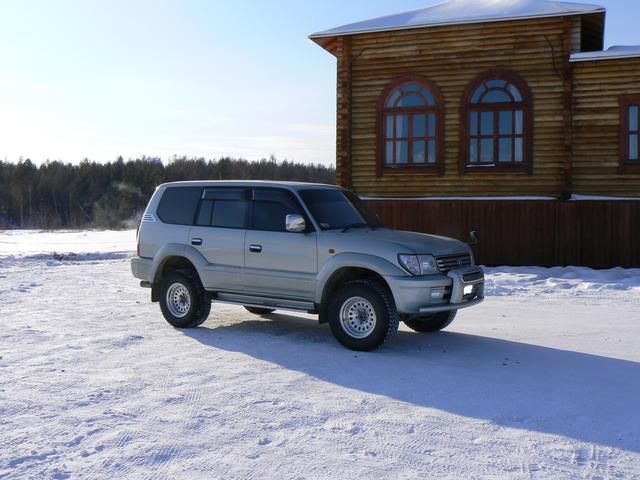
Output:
251 189 305 232
196 189 249 229
157 187 203 225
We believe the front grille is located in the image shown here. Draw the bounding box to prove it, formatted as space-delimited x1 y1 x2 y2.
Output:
435 253 472 273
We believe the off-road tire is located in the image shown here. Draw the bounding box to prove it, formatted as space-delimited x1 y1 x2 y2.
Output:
159 269 211 328
404 311 457 333
328 279 399 351
244 306 276 315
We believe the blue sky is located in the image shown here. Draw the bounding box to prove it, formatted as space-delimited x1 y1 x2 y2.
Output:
1 0 638 166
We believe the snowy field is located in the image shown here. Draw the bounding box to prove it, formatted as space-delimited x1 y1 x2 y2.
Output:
1 230 639 479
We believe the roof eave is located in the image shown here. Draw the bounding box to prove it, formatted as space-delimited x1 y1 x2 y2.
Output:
309 7 606 47
570 53 640 63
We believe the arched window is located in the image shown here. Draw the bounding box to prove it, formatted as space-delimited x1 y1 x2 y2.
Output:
378 77 444 175
461 71 532 173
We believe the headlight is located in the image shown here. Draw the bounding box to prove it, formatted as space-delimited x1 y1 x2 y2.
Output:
398 254 421 276
418 255 439 274
398 254 439 276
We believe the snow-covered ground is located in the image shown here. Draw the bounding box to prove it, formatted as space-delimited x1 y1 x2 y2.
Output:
1 230 639 479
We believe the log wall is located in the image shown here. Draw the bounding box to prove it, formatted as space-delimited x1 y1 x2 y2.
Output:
338 17 572 197
572 58 640 196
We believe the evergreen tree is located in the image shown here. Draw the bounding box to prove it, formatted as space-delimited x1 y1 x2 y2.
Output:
0 156 335 229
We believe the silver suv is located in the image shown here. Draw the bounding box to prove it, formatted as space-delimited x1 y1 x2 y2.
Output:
131 181 484 351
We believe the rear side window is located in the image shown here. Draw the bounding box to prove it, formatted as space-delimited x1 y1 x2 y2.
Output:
157 187 202 225
196 188 249 229
251 189 304 232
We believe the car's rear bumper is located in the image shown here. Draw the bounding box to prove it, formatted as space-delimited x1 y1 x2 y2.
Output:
384 267 485 315
131 257 153 283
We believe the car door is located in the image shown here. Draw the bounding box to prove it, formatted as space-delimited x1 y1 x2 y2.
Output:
243 188 318 299
188 188 249 291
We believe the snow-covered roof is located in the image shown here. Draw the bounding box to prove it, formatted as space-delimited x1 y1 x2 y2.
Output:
570 45 640 62
310 0 605 40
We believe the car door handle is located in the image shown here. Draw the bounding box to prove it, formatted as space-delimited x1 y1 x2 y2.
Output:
191 238 203 246
249 244 262 253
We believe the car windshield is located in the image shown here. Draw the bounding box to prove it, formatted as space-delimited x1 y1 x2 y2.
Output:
299 189 383 230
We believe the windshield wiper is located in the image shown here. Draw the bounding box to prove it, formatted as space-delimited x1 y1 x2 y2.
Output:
341 223 370 233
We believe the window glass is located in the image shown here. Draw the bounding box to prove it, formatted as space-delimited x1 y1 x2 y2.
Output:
386 115 394 137
471 112 478 135
197 189 249 228
499 111 513 135
465 73 529 168
515 111 524 134
196 199 213 226
630 106 639 132
212 201 248 228
630 134 638 161
382 79 440 168
251 189 303 232
396 141 408 164
157 187 202 225
396 115 409 138
471 85 485 104
386 90 401 108
413 141 426 163
428 141 436 164
508 84 523 102
486 80 507 89
403 83 422 93
400 83 435 105
421 88 435 106
480 139 493 163
428 113 436 137
499 138 513 162
413 114 426 137
483 90 511 103
299 189 380 230
470 140 478 163
397 93 424 108
515 138 524 162
385 141 394 164
481 112 493 135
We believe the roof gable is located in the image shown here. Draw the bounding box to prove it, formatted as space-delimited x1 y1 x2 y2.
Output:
310 0 605 41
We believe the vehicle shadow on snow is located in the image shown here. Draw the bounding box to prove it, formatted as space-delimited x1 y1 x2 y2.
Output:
183 312 640 453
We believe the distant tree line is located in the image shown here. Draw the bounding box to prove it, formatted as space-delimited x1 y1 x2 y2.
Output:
0 156 336 229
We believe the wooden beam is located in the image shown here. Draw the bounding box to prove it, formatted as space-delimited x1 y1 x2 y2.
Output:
336 36 353 188
562 17 574 198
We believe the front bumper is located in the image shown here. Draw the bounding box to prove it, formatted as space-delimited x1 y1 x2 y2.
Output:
384 266 485 315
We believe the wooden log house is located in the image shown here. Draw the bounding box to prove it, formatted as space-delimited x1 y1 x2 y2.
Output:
310 0 640 268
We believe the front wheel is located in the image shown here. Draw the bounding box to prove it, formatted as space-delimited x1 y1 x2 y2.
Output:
159 270 211 328
404 311 457 333
328 280 399 351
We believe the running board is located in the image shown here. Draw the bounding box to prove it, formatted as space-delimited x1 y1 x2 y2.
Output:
212 292 316 313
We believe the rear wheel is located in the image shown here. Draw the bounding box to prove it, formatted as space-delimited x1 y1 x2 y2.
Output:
404 311 457 333
328 280 399 351
244 306 276 315
159 270 211 328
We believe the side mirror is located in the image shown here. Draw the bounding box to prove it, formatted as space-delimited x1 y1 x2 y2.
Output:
286 214 306 233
